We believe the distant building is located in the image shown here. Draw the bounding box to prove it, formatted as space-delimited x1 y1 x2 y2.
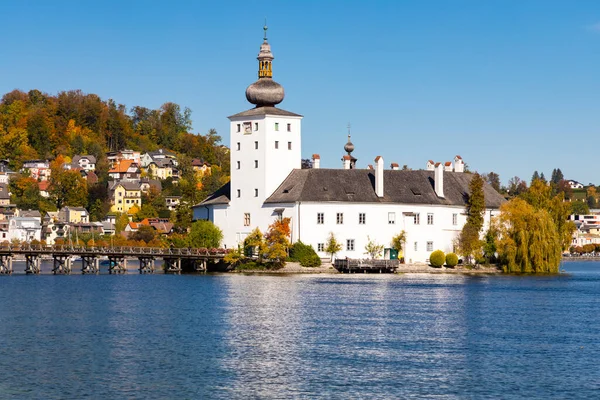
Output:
109 181 142 214
165 196 181 211
0 183 10 206
58 207 89 224
8 217 41 242
140 149 178 168
70 155 97 172
192 159 211 177
567 180 584 189
107 149 141 168
21 160 51 181
38 180 50 198
108 160 141 181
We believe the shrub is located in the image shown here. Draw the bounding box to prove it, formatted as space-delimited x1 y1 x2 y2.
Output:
445 253 458 267
430 250 445 267
289 241 322 268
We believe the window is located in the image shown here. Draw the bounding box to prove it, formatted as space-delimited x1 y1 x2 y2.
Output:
254 122 258 131
237 189 241 198
388 212 395 224
452 213 458 225
126 200 130 204
346 239 355 251
288 141 292 150
317 243 325 252
254 160 258 168
427 213 434 225
237 124 241 133
236 142 240 151
427 241 433 251
414 213 420 225
336 213 344 224
317 213 324 224
275 141 279 149
359 213 366 224
254 141 258 149
254 189 258 197
244 213 251 226
287 123 291 132
414 242 418 251
243 122 251 134
236 161 240 169
275 122 279 131
118 200 122 204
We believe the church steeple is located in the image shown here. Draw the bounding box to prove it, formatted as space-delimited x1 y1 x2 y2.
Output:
245 24 285 108
258 24 273 78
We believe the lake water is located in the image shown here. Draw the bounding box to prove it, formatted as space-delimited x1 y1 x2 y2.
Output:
1 261 599 399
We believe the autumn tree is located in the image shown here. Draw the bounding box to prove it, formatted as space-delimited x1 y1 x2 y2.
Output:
130 225 157 244
571 200 589 216
325 232 343 262
49 169 88 209
485 172 501 193
364 236 384 259
264 217 291 265
391 231 406 253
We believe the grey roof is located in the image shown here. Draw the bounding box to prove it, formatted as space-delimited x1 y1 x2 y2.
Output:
195 182 231 206
72 155 97 165
228 106 302 119
0 183 9 200
19 209 42 218
109 181 141 191
263 169 506 208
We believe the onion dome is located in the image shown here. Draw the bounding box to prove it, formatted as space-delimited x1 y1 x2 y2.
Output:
344 134 355 154
245 25 285 107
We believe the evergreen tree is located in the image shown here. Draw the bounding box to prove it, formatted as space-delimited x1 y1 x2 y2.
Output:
458 173 485 263
531 171 540 184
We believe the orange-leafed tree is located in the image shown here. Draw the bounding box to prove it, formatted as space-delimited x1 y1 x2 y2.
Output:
264 217 291 265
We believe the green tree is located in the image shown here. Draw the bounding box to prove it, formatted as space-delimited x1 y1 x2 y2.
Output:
325 232 343 262
364 236 384 259
188 220 223 249
485 172 501 192
244 228 266 260
458 173 485 262
390 231 406 253
571 200 590 216
49 169 88 209
114 213 130 234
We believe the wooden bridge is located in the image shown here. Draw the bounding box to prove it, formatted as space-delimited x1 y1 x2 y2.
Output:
334 258 400 273
0 244 229 275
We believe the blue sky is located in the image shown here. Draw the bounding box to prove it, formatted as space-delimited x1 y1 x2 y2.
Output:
1 1 599 185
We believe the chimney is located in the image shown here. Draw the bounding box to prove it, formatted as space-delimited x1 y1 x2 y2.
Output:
444 161 452 172
390 163 399 170
342 155 351 170
434 162 444 198
367 164 373 170
454 155 464 173
312 154 320 169
426 160 435 171
375 156 384 197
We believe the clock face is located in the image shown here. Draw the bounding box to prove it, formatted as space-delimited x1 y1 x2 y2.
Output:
243 122 252 134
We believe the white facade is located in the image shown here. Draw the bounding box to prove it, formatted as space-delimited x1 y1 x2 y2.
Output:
223 113 302 246
8 217 42 242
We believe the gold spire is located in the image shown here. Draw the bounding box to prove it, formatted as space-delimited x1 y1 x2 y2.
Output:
258 23 273 78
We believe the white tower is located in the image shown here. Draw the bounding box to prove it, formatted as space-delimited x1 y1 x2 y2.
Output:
226 25 303 245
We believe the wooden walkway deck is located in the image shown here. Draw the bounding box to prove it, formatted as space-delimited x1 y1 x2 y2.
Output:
334 259 400 273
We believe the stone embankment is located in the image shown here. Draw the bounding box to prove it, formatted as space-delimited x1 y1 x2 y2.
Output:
233 262 502 274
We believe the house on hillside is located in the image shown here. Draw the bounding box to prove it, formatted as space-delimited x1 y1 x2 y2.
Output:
108 160 141 181
38 180 50 198
8 217 41 242
70 155 97 172
192 159 211 177
58 207 89 224
165 196 181 211
107 149 141 169
0 183 10 206
21 160 50 181
140 149 178 168
567 180 584 189
109 181 141 214
145 158 179 181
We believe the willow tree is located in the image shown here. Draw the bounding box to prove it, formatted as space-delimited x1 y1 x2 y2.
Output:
496 198 562 273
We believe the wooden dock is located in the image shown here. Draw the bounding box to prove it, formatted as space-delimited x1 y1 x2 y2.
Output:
0 244 228 275
334 258 400 273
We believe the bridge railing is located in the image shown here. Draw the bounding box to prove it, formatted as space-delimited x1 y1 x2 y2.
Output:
0 243 230 257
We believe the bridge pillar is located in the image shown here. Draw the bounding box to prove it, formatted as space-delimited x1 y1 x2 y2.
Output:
25 254 42 274
52 255 72 275
0 254 13 275
108 256 126 274
81 256 99 274
192 259 207 272
164 257 181 274
138 257 155 274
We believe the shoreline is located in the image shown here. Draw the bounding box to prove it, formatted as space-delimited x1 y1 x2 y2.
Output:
230 262 503 275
